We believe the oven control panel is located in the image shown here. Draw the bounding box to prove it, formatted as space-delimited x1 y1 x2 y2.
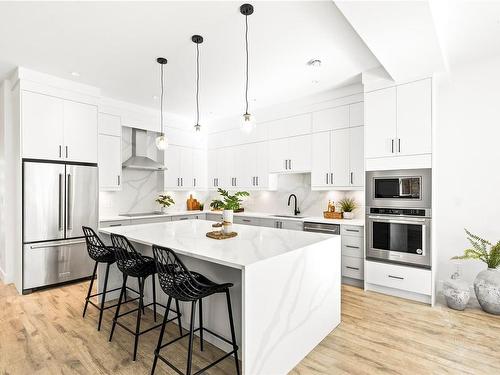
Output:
369 207 426 216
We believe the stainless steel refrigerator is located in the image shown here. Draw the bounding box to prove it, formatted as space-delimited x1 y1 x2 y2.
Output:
23 160 98 292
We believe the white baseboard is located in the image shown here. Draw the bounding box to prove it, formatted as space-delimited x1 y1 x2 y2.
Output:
365 282 432 304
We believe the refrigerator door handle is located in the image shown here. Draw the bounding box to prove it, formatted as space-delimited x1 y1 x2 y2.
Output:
58 173 64 231
67 173 73 230
29 239 86 249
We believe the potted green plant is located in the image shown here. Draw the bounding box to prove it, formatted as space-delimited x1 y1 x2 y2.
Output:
211 188 249 233
155 194 175 213
452 229 500 315
338 197 357 219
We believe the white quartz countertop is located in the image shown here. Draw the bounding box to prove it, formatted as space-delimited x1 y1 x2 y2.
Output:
100 211 364 226
99 220 336 269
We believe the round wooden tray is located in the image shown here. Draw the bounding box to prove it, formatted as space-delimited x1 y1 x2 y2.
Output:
206 231 238 240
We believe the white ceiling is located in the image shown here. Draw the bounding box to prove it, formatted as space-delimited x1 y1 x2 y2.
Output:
336 1 444 82
0 1 380 124
429 0 500 70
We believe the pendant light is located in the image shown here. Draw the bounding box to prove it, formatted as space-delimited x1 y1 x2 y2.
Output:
155 57 168 150
240 3 256 132
192 35 203 132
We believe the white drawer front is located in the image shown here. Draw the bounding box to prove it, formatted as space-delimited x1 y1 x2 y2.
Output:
234 216 261 226
341 235 364 258
100 219 131 228
206 213 222 221
342 256 364 280
133 217 172 225
365 261 431 296
341 225 364 237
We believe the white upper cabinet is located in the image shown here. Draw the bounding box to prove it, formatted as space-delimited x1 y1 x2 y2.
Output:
349 126 364 187
311 132 331 187
98 112 121 137
98 113 122 191
22 91 64 160
349 102 364 127
331 129 350 187
312 105 349 132
396 79 432 156
365 86 397 158
21 90 98 163
164 145 181 189
269 134 311 173
192 148 206 190
268 114 311 139
63 100 98 163
98 134 121 190
365 78 432 159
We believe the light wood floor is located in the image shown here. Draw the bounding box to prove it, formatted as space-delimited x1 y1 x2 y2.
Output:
1 281 499 375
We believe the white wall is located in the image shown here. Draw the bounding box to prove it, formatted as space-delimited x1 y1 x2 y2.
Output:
0 82 6 280
434 56 500 290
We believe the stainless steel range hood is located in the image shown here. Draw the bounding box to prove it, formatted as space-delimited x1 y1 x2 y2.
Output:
122 128 167 171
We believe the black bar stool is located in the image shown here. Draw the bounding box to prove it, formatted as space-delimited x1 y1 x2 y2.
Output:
151 244 240 375
82 226 138 331
109 233 183 361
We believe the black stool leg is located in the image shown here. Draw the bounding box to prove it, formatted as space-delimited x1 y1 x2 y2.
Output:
175 299 183 336
186 300 197 375
152 274 157 322
109 274 127 342
97 262 111 331
199 298 204 351
226 290 241 375
83 261 98 318
151 296 172 375
133 276 145 361
140 277 146 315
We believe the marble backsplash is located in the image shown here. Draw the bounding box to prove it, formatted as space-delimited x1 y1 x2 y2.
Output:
100 172 364 219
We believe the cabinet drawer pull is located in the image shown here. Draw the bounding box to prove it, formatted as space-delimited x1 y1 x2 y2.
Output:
398 138 401 153
117 175 120 186
391 139 394 153
345 245 360 249
388 275 404 280
345 229 359 233
350 171 353 185
242 219 251 223
59 145 62 158
179 217 189 221
109 224 122 227
330 173 334 184
346 266 359 271
65 146 68 158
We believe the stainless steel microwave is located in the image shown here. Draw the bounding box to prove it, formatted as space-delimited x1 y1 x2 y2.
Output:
366 169 432 209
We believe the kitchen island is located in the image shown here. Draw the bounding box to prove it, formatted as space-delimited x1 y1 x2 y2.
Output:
99 220 341 375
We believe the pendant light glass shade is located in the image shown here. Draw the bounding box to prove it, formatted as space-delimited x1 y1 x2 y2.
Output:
156 57 168 150
241 112 256 133
155 134 168 150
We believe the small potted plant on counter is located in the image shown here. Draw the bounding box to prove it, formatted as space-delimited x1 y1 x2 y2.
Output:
211 188 249 233
452 229 500 315
339 197 357 220
156 194 175 213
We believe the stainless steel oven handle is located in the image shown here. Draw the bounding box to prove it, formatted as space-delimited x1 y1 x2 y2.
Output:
368 216 426 223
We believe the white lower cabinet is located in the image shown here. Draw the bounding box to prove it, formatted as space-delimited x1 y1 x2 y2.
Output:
260 218 303 231
234 216 261 226
341 225 364 282
206 212 223 221
133 216 172 225
365 260 432 296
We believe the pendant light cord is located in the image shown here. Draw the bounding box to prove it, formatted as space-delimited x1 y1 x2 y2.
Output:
196 42 200 125
160 63 164 135
245 14 249 114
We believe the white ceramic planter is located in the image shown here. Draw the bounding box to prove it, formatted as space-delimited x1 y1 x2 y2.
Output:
223 209 234 234
343 212 354 220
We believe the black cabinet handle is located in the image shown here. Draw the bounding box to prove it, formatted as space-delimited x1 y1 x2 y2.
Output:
109 224 122 227
346 266 359 271
388 275 404 280
345 245 360 249
345 229 359 233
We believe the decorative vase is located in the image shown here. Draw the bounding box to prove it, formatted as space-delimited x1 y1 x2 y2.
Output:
343 212 354 220
474 268 500 315
222 209 234 234
443 278 471 311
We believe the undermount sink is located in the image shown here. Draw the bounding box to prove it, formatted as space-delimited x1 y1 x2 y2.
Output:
271 215 306 219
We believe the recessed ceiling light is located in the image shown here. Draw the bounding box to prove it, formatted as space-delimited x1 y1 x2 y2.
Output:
71 71 80 77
